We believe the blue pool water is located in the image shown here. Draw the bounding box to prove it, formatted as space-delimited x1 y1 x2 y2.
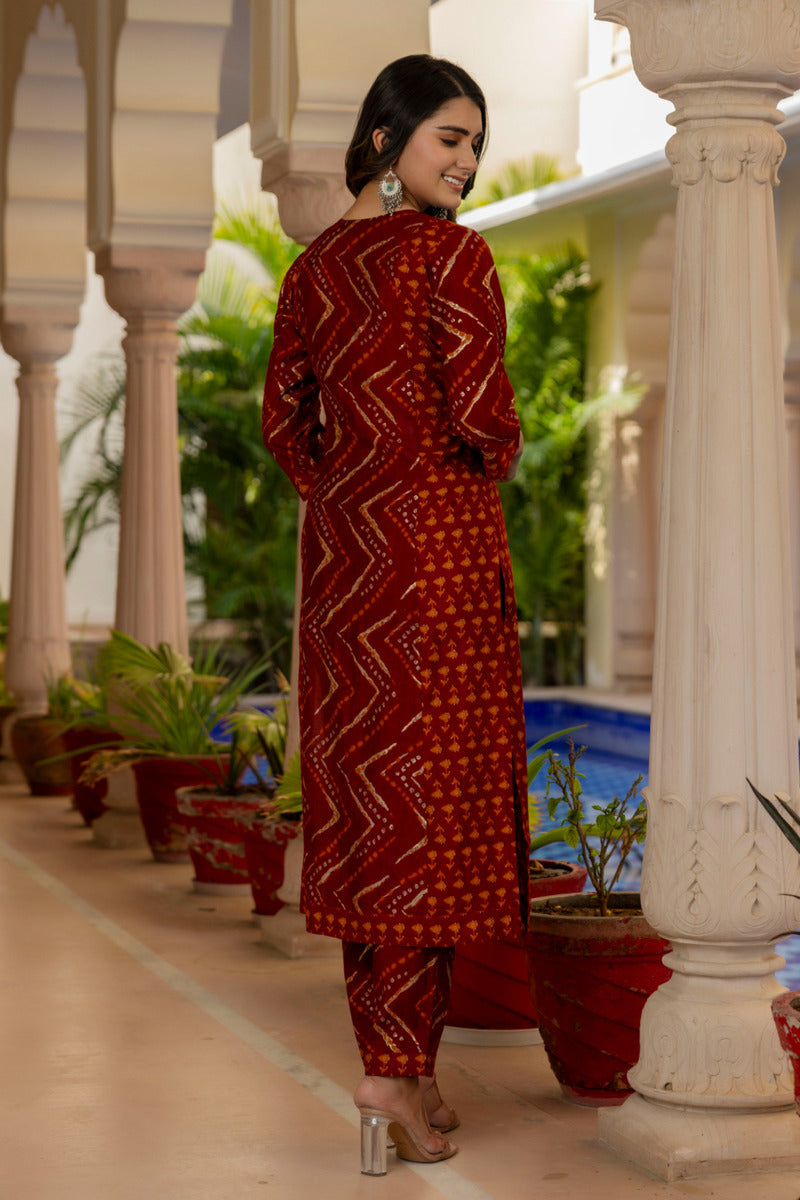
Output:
524 697 800 988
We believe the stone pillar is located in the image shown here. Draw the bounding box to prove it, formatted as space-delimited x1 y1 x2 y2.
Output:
785 362 800 704
96 247 205 652
611 389 661 691
596 0 800 1179
2 311 75 714
614 213 674 691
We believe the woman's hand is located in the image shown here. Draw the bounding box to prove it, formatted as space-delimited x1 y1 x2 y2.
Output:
503 431 524 481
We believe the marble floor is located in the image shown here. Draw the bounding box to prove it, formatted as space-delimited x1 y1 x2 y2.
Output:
1 765 799 1200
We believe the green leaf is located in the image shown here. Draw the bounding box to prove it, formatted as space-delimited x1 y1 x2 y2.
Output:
747 778 800 854
273 747 302 814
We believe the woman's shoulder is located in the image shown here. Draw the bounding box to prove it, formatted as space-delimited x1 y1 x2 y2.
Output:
283 212 494 297
412 214 494 269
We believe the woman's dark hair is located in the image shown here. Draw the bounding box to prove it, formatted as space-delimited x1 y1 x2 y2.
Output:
344 55 487 212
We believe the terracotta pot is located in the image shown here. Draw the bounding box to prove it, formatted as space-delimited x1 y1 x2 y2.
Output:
131 756 226 863
61 725 123 826
241 811 302 915
176 786 264 895
10 714 72 796
525 891 671 1106
772 991 800 1109
446 860 588 1033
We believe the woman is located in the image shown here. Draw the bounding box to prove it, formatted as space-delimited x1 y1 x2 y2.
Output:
262 54 527 1175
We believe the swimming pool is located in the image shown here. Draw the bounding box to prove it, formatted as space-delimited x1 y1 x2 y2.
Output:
524 696 800 989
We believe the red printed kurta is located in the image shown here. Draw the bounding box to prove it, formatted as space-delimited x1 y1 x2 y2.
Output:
262 209 529 947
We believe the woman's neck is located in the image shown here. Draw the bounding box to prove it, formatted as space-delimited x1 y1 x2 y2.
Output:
341 181 422 222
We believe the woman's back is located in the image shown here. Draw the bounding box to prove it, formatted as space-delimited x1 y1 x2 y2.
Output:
267 210 519 495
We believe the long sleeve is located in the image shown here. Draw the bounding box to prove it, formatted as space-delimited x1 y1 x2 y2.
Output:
431 229 520 481
262 265 323 500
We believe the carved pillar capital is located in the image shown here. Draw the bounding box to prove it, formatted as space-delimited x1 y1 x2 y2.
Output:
596 0 800 94
0 303 81 370
261 150 349 246
597 1 800 189
95 246 205 324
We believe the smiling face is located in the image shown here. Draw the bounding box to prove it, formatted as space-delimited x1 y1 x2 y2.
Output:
374 95 484 212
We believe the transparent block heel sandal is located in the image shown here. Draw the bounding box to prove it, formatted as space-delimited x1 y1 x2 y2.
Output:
359 1108 457 1175
360 1112 391 1176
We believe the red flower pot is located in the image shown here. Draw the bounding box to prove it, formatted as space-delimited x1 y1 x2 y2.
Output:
772 991 800 1108
446 860 588 1033
241 811 302 915
131 756 226 863
176 786 264 894
61 726 123 826
10 714 72 796
525 891 671 1106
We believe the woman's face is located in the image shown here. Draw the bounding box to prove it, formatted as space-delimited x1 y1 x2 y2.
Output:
377 96 484 212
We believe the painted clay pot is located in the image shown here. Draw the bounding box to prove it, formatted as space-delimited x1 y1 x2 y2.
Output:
61 725 123 825
446 860 588 1034
131 756 226 863
176 785 265 895
10 714 72 796
772 991 800 1109
526 891 671 1106
241 810 302 915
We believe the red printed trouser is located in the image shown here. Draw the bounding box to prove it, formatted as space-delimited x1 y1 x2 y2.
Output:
342 942 455 1077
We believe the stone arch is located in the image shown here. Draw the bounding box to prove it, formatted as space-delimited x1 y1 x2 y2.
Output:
613 210 675 691
95 1 235 253
4 2 87 308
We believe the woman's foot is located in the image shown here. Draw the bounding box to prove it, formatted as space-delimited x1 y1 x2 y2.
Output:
354 1076 451 1158
421 1074 460 1133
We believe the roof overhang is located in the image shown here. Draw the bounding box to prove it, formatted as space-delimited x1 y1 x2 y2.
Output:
460 91 800 250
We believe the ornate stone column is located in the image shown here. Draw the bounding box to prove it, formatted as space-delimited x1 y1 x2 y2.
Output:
785 360 800 703
96 247 204 652
611 389 662 690
785 235 800 703
596 0 800 1179
614 213 674 690
2 310 76 713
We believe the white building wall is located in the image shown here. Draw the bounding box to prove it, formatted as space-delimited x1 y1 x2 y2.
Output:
430 0 590 177
578 12 671 173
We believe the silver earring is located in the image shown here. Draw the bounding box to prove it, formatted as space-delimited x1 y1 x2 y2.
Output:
378 166 403 215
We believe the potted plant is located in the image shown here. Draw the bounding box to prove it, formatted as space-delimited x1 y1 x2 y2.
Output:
525 739 671 1106
81 630 267 862
237 688 303 918
40 667 125 825
175 703 300 896
746 780 800 1109
10 673 79 797
445 727 588 1043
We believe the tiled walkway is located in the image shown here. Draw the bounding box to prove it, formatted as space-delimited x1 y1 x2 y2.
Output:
1 766 799 1199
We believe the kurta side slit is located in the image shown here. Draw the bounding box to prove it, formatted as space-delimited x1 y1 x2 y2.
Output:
262 209 529 951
